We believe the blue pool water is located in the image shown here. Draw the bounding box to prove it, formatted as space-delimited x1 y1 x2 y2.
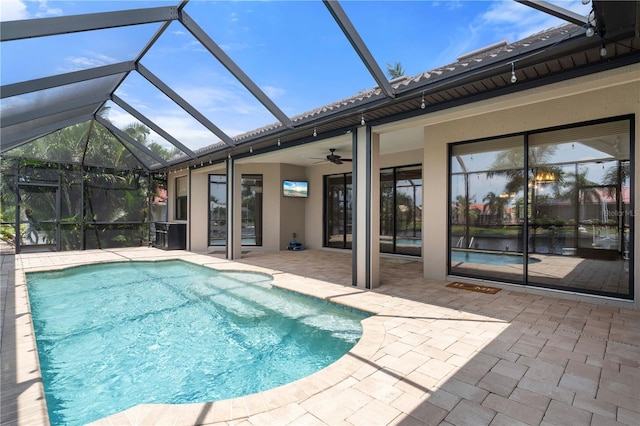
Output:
451 250 540 265
380 237 422 247
27 260 369 426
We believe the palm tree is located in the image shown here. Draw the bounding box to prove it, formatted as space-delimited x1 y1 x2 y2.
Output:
560 169 602 223
386 62 405 79
482 191 508 224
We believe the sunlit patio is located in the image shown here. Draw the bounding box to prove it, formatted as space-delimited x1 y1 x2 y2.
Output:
2 245 638 425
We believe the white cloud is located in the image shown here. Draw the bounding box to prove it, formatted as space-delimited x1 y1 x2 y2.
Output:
218 41 253 52
147 114 220 149
36 0 62 18
262 85 285 99
0 0 29 21
59 53 117 72
175 84 263 116
481 0 590 41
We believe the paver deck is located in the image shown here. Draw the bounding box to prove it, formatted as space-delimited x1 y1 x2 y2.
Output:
1 246 638 425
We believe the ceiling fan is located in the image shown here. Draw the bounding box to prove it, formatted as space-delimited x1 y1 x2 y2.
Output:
312 148 352 165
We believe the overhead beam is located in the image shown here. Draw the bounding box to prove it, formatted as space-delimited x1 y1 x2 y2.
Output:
0 6 179 41
323 0 395 99
136 63 235 147
111 94 197 159
96 116 169 167
1 93 110 128
1 61 135 99
1 114 93 153
179 10 294 129
515 0 589 26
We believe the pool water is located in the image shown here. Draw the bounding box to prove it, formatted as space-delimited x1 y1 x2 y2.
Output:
451 250 540 266
27 260 368 426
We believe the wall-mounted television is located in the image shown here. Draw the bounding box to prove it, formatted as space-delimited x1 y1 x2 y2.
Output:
282 180 309 198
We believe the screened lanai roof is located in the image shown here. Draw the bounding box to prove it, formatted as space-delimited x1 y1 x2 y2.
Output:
1 0 638 172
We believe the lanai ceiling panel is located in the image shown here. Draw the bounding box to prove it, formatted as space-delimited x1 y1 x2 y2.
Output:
110 71 226 153
184 1 377 123
135 20 278 149
1 106 96 150
1 74 123 124
0 24 163 85
101 100 191 161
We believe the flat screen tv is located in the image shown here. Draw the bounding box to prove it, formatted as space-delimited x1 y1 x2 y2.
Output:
282 180 309 198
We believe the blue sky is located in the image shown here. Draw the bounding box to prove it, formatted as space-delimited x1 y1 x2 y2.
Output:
1 0 592 151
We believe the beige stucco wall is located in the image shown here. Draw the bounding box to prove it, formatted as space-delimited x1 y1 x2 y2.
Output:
189 168 211 251
279 164 307 250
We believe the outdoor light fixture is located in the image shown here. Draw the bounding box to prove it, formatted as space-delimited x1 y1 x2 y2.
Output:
228 153 231 159
277 138 281 146
510 63 517 84
313 127 317 137
420 92 426 109
535 171 555 183
361 113 365 125
249 146 253 154
585 25 595 37
600 40 607 57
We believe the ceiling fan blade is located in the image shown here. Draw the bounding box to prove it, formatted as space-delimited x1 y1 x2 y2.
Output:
341 158 352 162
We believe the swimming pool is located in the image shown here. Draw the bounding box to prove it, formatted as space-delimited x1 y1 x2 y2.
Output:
27 260 369 426
451 250 540 266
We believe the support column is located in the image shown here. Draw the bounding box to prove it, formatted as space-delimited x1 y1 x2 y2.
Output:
226 158 243 260
352 125 380 288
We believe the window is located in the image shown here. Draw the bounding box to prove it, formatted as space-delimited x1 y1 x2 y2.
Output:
449 117 633 299
175 176 188 220
208 174 262 246
241 175 263 246
324 166 422 255
208 175 227 246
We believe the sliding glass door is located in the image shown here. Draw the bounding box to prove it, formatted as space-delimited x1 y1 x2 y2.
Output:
324 173 352 249
208 174 262 247
449 117 633 299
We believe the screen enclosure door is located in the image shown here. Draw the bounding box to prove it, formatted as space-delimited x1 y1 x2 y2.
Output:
18 184 60 253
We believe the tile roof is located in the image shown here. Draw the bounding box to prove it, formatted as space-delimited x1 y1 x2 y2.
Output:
195 23 584 155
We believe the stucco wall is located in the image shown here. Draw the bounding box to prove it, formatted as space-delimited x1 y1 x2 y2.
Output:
279 164 307 250
189 168 211 252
